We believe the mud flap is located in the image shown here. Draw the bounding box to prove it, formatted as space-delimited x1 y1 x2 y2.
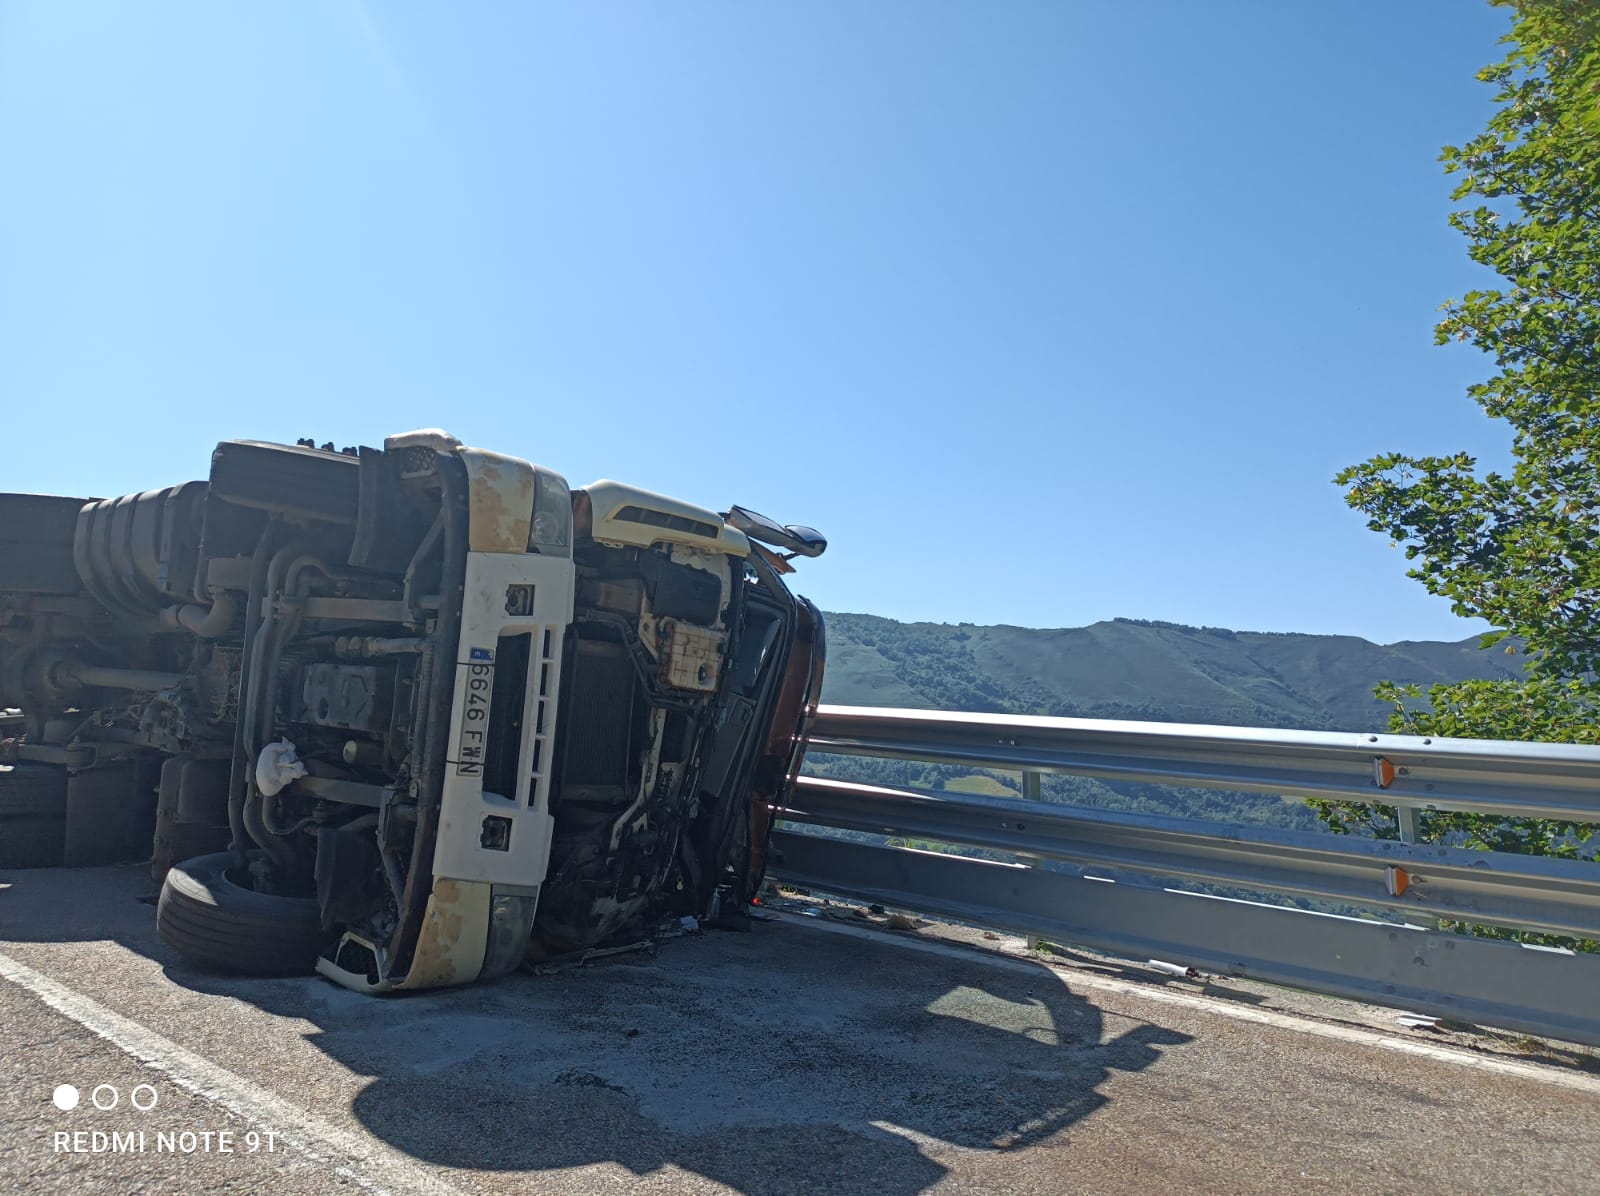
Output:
64 758 161 867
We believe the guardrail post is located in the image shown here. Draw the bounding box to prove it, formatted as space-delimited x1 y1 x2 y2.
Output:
1022 771 1042 949
1392 804 1440 930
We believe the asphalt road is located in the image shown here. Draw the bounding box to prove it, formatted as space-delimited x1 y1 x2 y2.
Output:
1 862 1596 1195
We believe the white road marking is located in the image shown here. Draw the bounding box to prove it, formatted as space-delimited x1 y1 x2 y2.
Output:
781 911 1600 1096
0 947 470 1196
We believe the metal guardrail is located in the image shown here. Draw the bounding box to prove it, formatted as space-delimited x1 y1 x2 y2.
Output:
806 705 1600 822
773 705 1600 1047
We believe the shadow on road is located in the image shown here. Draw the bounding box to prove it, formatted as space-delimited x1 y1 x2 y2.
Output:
1 863 1192 1195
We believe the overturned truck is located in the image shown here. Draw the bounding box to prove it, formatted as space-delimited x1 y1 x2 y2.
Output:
0 430 825 992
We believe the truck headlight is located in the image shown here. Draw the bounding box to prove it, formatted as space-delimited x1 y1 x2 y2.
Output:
481 889 541 979
528 468 572 555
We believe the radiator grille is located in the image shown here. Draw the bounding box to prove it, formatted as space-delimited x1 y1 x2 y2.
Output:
561 639 635 789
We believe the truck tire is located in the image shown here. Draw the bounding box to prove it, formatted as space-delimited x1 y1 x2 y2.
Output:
0 763 68 868
157 852 328 975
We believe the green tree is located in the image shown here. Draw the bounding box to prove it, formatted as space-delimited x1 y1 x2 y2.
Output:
1317 1 1600 890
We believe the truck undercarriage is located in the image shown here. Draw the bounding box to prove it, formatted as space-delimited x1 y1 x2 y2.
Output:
0 429 825 992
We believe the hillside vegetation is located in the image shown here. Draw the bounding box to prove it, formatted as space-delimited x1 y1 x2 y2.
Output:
819 613 1521 730
812 613 1523 832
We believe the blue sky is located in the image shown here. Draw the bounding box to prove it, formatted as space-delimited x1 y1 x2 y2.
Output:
1 2 1518 643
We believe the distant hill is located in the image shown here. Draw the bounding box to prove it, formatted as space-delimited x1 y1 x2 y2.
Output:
811 613 1525 833
818 613 1523 732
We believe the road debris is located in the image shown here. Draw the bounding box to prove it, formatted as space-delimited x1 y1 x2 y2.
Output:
1146 959 1203 981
